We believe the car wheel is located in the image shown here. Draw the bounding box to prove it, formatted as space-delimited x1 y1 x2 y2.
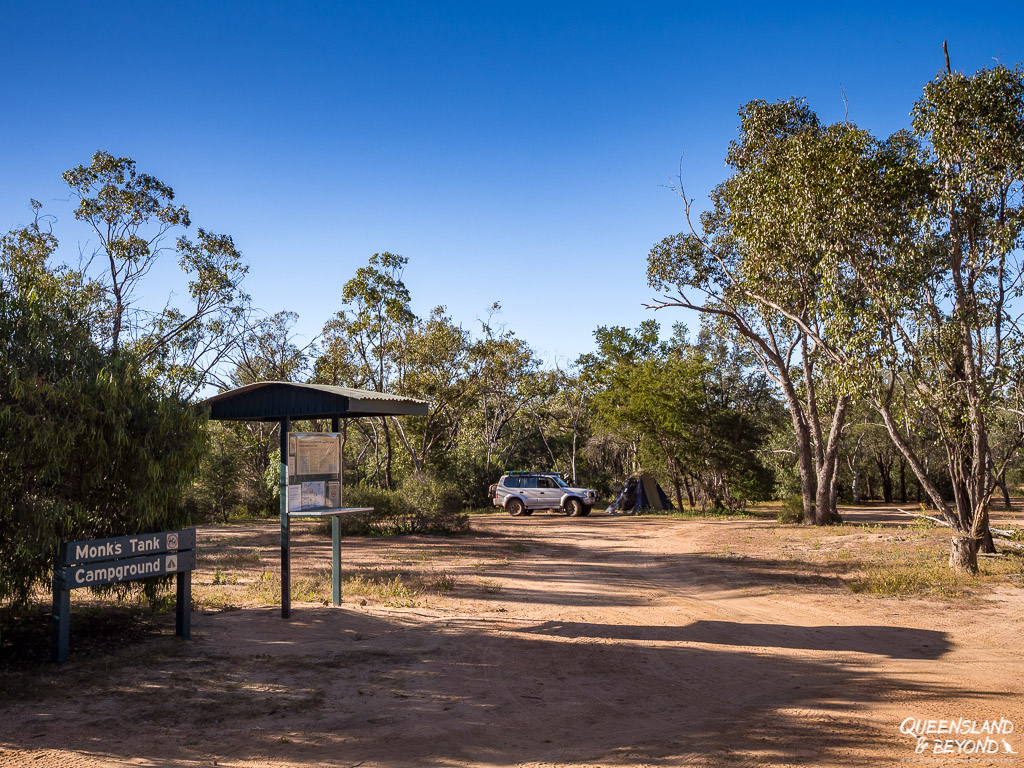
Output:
565 498 584 517
507 498 525 517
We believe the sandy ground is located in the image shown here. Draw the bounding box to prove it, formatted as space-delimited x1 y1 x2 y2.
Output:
2 508 1023 767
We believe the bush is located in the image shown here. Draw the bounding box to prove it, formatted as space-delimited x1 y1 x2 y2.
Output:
777 495 805 524
1 228 207 611
775 495 843 524
329 477 468 537
401 476 468 534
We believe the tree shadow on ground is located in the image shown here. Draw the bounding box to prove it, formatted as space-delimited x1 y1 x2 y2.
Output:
522 618 952 659
0 605 994 768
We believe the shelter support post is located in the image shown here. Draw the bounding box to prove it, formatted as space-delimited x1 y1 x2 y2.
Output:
280 416 290 618
332 516 341 606
331 415 342 607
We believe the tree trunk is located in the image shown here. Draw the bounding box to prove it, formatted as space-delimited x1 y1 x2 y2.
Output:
876 457 893 503
899 457 907 503
815 462 836 525
381 416 394 490
777 375 817 524
570 430 578 486
813 395 847 525
978 506 996 554
949 535 979 574
995 468 1012 508
851 470 860 504
683 476 695 508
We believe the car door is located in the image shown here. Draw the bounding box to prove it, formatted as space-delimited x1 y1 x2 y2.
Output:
535 477 558 508
519 476 541 508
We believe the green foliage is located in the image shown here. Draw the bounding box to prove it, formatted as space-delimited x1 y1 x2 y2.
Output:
182 422 252 522
0 220 206 609
777 496 805 524
329 477 468 537
399 475 466 532
63 151 249 399
582 321 779 510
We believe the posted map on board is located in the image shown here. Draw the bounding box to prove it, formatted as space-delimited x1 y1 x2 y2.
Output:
300 481 327 509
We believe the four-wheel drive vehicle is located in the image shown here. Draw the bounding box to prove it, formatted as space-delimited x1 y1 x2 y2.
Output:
491 472 598 517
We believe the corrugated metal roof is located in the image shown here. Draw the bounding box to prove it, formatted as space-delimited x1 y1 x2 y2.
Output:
200 381 429 421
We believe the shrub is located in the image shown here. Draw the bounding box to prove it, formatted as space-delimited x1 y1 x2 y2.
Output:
327 477 468 537
400 476 468 534
0 234 206 611
777 495 804 524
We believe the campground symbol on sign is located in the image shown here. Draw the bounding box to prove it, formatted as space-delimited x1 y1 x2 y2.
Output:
51 528 197 664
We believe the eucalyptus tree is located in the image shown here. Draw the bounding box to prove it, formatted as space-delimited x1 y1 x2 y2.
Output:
209 310 315 513
392 307 477 476
577 321 662 475
231 310 313 385
580 322 773 510
63 151 249 398
468 309 546 476
647 99 871 524
317 252 415 488
676 63 1024 571
536 365 597 485
832 64 1024 571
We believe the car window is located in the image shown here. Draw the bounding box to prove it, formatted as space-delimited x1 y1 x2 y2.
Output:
537 478 553 488
502 476 520 488
552 476 568 488
521 477 538 488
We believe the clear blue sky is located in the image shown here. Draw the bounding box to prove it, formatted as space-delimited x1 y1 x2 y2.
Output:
3 2 1024 367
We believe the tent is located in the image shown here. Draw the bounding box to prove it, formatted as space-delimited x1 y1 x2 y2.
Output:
605 473 674 514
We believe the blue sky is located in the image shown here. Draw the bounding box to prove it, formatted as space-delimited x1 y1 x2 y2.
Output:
3 2 1024 367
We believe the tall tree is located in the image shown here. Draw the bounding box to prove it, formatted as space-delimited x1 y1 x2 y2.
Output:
317 252 415 488
647 99 866 524
63 151 249 398
834 63 1024 572
392 307 476 476
468 308 545 476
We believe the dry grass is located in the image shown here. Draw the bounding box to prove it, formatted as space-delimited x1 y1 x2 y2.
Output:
847 549 977 598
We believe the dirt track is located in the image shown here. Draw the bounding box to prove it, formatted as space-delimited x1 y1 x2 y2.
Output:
2 511 1023 767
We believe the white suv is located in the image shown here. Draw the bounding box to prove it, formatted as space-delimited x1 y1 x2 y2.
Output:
491 472 597 517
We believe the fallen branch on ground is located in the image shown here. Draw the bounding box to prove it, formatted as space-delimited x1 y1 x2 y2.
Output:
895 508 949 527
894 508 1023 552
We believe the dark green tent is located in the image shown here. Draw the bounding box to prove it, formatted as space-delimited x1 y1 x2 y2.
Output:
606 473 673 515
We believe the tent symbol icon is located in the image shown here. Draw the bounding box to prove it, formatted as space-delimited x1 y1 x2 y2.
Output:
165 555 178 572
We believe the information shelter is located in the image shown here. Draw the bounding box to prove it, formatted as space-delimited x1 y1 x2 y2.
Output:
286 432 370 607
201 381 428 617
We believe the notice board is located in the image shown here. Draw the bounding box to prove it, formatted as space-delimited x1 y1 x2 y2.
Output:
287 432 343 512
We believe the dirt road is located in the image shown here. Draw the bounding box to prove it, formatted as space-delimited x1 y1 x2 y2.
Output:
2 512 1022 767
